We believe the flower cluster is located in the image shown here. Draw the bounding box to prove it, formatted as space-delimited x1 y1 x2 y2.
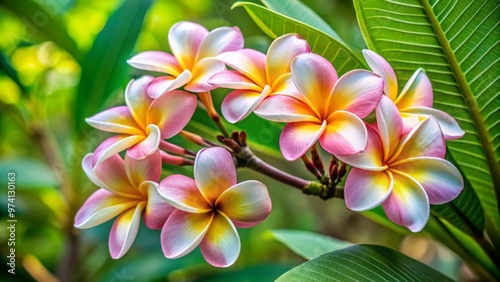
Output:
75 21 464 265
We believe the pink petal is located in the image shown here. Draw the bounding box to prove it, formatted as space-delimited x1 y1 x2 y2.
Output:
266 34 310 84
402 106 465 140
216 180 271 228
125 149 162 187
221 86 271 123
320 111 367 156
345 169 393 211
400 112 421 134
158 174 212 213
254 95 320 123
93 154 140 197
82 153 106 188
196 26 244 60
376 96 403 161
185 58 225 92
216 49 267 87
208 70 262 91
382 172 429 232
395 69 433 109
92 135 144 167
200 212 240 267
147 90 197 138
336 124 386 170
146 71 192 99
328 70 383 118
125 76 154 129
86 106 142 135
194 147 237 205
391 157 463 204
291 53 338 117
141 181 175 230
392 117 445 161
74 189 138 229
161 209 213 258
168 21 208 70
280 120 327 161
362 49 398 100
126 124 161 159
127 51 183 76
270 73 301 97
109 202 145 259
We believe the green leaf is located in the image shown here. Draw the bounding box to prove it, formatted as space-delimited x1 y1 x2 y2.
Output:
261 0 343 42
0 158 58 189
233 2 366 75
277 244 453 281
431 149 485 236
75 0 152 131
200 264 294 282
2 0 82 62
354 0 500 245
267 229 351 260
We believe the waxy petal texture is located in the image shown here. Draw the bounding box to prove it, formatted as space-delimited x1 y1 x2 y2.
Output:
126 124 161 159
109 202 145 259
92 135 143 167
194 147 237 204
209 70 262 91
320 111 367 156
168 21 208 70
280 121 327 161
403 106 465 140
362 49 398 100
345 169 393 211
93 154 138 197
376 96 403 161
159 174 212 213
196 26 243 60
216 49 267 87
146 72 192 99
216 180 271 228
395 69 433 109
74 189 138 229
382 172 429 232
393 117 445 161
86 106 142 135
336 125 386 170
161 210 213 258
127 51 182 76
142 181 175 230
125 76 154 128
200 212 240 267
221 86 271 123
392 157 463 204
266 34 310 84
254 95 319 123
185 58 225 92
125 149 161 187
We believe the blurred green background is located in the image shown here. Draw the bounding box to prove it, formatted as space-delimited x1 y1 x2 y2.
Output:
0 0 463 281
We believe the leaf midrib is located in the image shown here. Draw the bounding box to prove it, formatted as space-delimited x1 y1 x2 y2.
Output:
420 0 500 203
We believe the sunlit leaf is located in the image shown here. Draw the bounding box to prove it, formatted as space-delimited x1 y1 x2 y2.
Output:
233 2 365 75
354 0 500 243
2 0 82 62
267 229 351 260
75 0 153 132
277 244 453 281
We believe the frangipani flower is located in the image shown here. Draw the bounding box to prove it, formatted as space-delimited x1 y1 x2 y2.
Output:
128 21 243 98
209 33 310 123
362 49 464 140
337 96 463 232
255 53 384 161
158 147 271 267
75 150 174 259
86 76 197 166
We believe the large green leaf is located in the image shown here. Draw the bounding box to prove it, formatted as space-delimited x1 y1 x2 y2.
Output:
75 0 152 131
233 2 366 75
267 229 351 260
277 244 453 281
354 0 500 243
431 149 485 236
261 0 343 42
1 0 82 62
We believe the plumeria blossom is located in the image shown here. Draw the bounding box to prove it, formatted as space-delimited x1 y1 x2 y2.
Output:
209 33 310 123
86 76 197 166
337 96 463 232
127 21 243 98
75 150 174 259
362 49 464 140
158 147 272 267
254 53 384 161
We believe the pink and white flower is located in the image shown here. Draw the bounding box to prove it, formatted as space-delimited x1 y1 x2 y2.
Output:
128 21 243 98
86 76 197 166
254 53 384 161
75 150 174 259
209 33 310 123
362 49 464 140
338 96 463 232
158 147 272 267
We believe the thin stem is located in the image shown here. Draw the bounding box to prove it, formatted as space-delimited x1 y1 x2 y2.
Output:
246 154 309 189
198 91 229 137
